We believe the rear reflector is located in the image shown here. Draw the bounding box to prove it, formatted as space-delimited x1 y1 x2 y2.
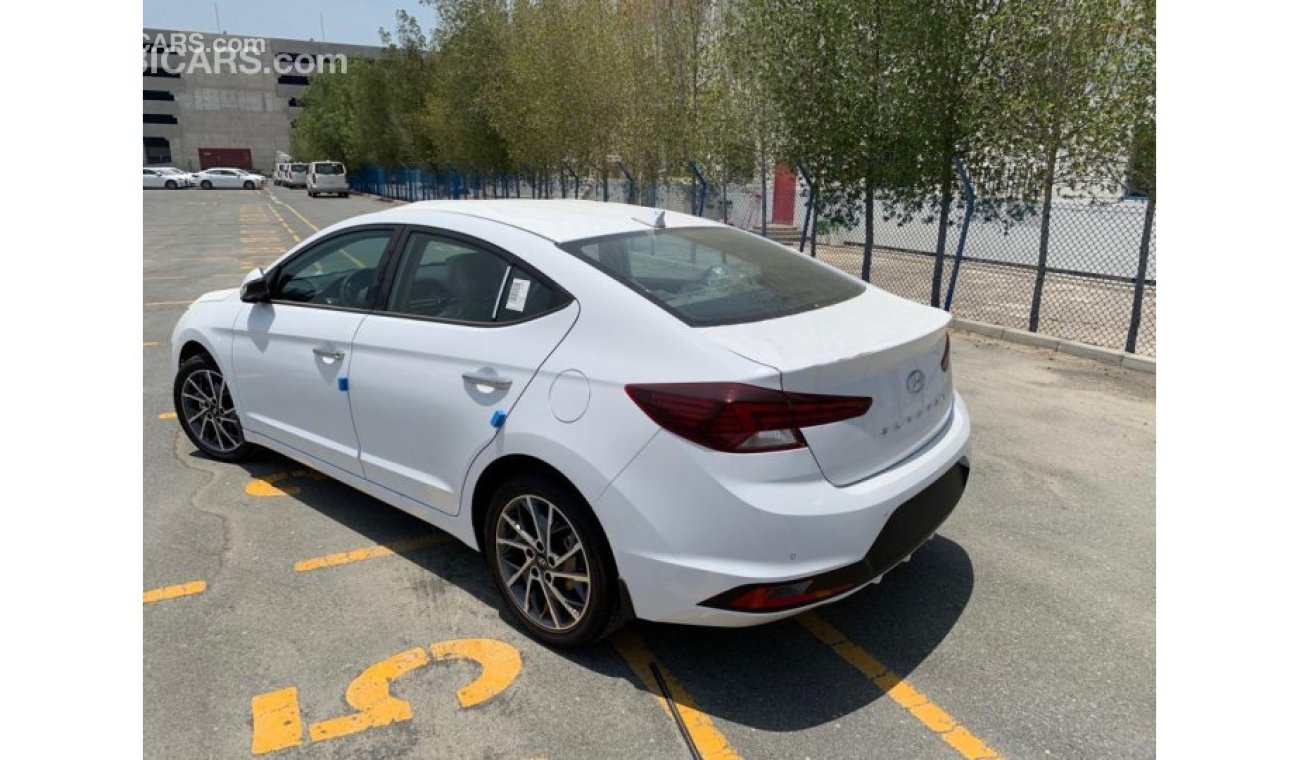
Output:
625 382 872 453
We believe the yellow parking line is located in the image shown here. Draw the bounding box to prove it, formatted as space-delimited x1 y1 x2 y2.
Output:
293 534 451 572
797 613 1003 760
158 411 177 420
143 341 159 347
265 203 302 243
612 629 740 760
278 198 320 232
143 580 207 604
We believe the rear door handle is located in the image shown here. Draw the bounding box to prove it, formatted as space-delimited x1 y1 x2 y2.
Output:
462 372 512 390
313 347 345 362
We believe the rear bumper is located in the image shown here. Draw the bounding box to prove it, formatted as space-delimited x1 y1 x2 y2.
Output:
597 392 972 626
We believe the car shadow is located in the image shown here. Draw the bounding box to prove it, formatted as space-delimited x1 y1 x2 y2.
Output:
219 449 974 732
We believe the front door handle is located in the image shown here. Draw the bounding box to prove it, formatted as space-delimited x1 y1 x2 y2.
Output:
462 372 512 390
313 347 345 362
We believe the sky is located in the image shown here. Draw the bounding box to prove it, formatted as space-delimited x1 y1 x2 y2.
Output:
143 0 433 47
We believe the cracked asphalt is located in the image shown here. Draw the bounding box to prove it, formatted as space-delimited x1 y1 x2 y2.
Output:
144 186 1156 759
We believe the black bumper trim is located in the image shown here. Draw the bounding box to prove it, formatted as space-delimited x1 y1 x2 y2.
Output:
700 462 969 612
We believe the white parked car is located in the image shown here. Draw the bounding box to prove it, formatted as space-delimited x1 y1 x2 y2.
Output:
144 167 186 189
170 200 971 647
195 167 266 190
307 161 349 197
284 162 309 188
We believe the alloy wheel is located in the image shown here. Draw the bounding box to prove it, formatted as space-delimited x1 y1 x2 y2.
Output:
495 494 591 632
178 369 244 454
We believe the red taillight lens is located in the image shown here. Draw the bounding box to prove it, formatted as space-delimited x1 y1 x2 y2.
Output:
940 333 951 373
625 382 872 453
728 581 857 611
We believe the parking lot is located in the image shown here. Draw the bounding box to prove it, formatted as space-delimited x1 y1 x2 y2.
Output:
144 186 1155 759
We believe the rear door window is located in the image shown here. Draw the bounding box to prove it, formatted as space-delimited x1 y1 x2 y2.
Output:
561 227 864 326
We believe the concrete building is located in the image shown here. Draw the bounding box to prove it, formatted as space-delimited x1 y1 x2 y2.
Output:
143 28 383 172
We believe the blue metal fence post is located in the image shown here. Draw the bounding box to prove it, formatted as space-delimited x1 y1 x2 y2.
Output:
943 157 976 312
687 160 708 217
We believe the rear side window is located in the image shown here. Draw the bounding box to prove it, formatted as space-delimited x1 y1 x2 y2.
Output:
385 231 566 324
561 227 864 326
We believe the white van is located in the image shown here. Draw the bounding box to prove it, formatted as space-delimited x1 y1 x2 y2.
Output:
307 161 348 197
284 162 309 188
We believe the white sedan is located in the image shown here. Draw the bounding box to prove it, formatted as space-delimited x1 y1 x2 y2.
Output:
194 167 266 189
144 167 185 189
170 200 971 647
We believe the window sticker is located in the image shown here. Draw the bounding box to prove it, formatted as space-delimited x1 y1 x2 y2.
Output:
505 278 531 311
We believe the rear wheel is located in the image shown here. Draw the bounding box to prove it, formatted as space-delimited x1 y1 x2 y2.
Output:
173 354 252 462
485 474 620 648
165 180 177 189
341 192 350 198
200 180 212 189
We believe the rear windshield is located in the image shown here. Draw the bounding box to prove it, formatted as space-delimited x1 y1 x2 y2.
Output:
561 227 865 326
313 163 344 174
291 163 307 171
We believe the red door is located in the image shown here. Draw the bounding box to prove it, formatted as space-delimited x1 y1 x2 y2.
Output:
198 148 253 170
772 163 796 225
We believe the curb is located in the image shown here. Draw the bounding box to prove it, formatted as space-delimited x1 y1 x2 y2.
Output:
951 317 1155 374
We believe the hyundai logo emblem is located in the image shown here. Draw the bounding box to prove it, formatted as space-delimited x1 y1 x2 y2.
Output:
906 369 926 394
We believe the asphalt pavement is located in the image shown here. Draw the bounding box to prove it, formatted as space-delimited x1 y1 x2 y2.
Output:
143 184 1155 759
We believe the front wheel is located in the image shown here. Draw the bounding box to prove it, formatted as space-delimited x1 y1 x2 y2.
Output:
173 354 252 462
244 180 255 189
200 180 212 189
485 474 620 647
340 192 349 198
165 180 177 189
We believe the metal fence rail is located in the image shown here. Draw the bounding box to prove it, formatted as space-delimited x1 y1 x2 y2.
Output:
348 163 1156 357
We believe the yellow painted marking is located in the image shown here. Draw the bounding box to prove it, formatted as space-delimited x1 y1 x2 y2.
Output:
143 580 207 604
265 203 303 243
143 341 159 347
797 613 1003 760
250 687 303 755
430 639 523 708
612 630 740 759
308 647 430 742
279 199 321 232
158 411 177 420
245 468 327 497
293 534 451 572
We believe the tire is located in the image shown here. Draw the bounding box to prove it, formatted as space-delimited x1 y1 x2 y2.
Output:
244 180 255 189
165 180 177 189
309 191 317 197
173 354 253 462
200 180 212 189
484 473 621 648
341 192 350 198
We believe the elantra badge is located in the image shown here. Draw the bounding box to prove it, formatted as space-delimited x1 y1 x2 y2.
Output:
906 369 926 394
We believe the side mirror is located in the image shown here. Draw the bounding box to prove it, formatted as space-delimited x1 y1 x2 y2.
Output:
240 268 271 303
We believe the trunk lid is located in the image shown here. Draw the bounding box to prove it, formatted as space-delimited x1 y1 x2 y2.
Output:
699 287 952 486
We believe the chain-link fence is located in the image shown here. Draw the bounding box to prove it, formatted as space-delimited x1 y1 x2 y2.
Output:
349 164 1156 357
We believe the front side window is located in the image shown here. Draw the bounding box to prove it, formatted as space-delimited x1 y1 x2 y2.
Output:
273 229 393 309
561 227 865 326
385 232 563 324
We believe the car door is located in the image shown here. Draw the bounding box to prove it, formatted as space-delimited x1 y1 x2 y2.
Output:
144 169 162 188
231 226 399 476
347 229 579 515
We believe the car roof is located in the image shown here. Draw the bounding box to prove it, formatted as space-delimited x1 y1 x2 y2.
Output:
365 200 725 244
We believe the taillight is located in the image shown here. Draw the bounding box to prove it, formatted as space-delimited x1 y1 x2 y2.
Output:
625 382 872 453
940 333 951 373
